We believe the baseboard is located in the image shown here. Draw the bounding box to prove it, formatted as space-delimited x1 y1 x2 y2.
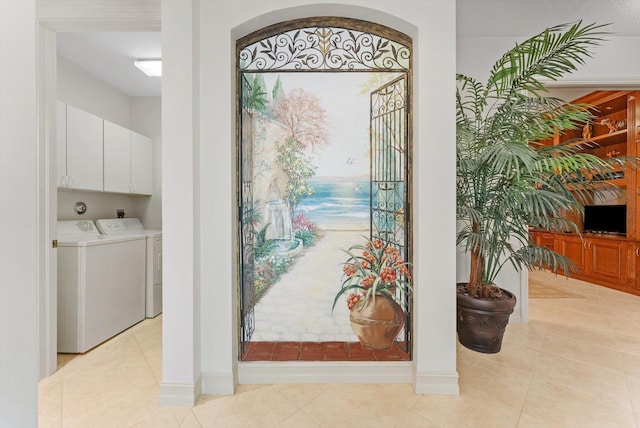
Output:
158 376 202 406
413 370 459 394
238 361 413 384
201 370 237 395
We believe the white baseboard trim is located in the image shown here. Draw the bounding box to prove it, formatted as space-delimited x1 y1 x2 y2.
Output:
238 361 413 384
158 376 202 406
413 370 459 395
201 370 237 395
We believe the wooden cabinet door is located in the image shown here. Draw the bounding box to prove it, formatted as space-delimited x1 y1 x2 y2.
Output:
558 235 586 276
588 238 628 286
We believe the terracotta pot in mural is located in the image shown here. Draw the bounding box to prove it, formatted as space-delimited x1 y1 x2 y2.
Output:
349 294 405 350
456 284 516 354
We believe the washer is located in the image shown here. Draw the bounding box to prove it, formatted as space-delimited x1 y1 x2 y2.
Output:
57 220 146 353
96 218 162 318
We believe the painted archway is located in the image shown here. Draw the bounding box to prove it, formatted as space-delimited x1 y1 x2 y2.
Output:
236 17 413 360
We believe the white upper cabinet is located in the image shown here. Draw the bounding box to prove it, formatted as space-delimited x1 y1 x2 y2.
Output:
103 120 132 193
64 104 104 191
104 122 153 195
130 131 153 195
57 102 154 195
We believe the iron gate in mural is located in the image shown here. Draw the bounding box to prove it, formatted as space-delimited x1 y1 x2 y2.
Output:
239 75 255 355
237 17 412 356
370 75 411 350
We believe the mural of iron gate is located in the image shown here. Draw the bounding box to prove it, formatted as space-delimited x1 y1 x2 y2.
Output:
239 75 255 354
370 75 411 351
237 17 412 358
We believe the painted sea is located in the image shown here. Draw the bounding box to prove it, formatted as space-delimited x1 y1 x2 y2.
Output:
295 178 370 230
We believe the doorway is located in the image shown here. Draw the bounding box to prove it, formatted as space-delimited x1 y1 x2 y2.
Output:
236 17 413 361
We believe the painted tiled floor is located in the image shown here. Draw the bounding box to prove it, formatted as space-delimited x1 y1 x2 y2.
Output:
242 341 410 361
38 270 640 427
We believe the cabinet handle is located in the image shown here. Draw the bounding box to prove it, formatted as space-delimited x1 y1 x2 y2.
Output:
636 247 639 257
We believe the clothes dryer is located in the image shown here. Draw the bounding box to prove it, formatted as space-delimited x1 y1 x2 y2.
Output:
57 220 146 353
96 218 162 317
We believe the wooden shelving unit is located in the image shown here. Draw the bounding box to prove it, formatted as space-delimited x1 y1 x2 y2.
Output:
531 90 640 295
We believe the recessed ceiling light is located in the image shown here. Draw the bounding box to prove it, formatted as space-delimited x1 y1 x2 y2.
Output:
134 59 162 77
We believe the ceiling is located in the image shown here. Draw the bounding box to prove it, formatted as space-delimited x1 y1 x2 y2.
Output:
57 32 161 97
56 2 640 99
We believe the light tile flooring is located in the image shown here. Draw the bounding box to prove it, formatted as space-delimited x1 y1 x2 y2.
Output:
39 270 640 427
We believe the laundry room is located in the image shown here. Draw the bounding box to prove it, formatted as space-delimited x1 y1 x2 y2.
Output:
55 32 162 355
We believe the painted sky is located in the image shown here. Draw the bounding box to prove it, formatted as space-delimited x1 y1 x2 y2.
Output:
262 72 398 178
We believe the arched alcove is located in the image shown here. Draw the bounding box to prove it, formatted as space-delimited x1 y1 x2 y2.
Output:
235 17 413 362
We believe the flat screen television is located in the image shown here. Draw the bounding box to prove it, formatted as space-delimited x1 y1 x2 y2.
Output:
583 204 626 235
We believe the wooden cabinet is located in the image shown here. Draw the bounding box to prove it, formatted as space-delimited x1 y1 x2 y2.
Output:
534 91 640 296
58 103 104 191
556 234 629 290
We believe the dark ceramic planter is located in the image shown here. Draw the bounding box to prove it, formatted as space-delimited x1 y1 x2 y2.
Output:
456 284 516 354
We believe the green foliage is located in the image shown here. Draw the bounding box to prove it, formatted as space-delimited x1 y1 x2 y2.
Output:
295 229 315 246
253 224 275 259
275 137 317 212
245 73 269 114
456 21 636 295
272 75 284 101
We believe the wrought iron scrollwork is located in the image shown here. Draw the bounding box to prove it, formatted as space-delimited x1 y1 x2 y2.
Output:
239 26 410 71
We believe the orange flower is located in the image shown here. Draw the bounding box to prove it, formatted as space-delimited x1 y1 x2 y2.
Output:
380 266 397 284
360 275 375 289
346 293 362 310
361 260 370 270
363 251 375 264
398 264 411 280
343 264 358 277
373 239 384 249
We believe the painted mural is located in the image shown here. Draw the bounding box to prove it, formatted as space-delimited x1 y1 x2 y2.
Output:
239 71 406 343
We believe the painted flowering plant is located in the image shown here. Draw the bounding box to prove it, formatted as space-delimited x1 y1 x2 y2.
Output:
332 236 412 311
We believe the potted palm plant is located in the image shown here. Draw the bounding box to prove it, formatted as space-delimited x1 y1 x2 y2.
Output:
333 236 412 350
456 21 632 353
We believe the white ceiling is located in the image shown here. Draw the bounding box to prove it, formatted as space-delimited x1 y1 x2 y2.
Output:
57 32 161 97
56 2 640 99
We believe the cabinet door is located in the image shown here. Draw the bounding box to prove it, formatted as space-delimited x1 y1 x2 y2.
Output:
66 105 103 191
103 120 131 193
589 239 628 286
56 101 67 187
558 235 586 276
130 131 153 195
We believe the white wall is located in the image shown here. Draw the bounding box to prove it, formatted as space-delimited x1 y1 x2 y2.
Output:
56 57 161 226
57 56 131 128
0 1 38 426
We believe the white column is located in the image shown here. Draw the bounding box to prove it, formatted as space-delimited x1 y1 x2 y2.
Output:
0 0 39 426
159 0 201 406
412 0 459 394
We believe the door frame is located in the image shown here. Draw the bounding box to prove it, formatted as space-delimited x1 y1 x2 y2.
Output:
36 5 160 378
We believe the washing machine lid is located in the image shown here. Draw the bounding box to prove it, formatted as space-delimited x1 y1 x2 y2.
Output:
96 218 161 237
58 220 146 246
96 218 144 234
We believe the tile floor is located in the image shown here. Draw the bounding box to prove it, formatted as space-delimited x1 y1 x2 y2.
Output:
38 270 640 427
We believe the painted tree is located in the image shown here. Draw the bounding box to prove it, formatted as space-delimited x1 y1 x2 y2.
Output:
275 137 317 213
272 88 329 149
246 73 269 114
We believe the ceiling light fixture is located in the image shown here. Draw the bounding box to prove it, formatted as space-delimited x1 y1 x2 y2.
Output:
134 59 162 77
